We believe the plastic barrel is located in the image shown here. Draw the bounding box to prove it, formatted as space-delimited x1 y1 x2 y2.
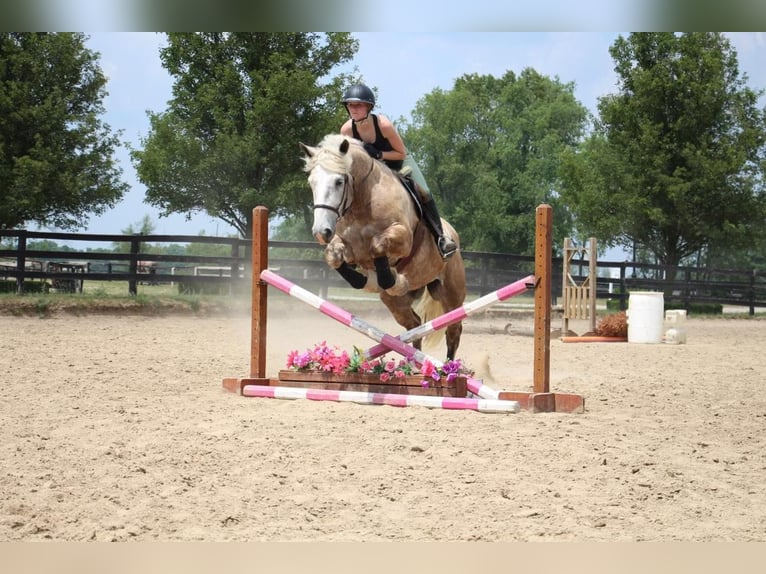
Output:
627 291 664 343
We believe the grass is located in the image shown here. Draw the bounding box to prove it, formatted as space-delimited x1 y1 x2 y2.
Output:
0 280 250 317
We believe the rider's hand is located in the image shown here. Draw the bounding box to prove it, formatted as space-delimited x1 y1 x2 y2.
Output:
363 142 382 160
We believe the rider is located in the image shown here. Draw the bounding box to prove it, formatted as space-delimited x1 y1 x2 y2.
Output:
340 83 457 260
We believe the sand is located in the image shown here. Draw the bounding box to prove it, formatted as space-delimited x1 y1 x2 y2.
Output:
1 300 765 542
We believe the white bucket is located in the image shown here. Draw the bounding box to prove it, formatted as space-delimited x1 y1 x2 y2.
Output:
627 291 664 343
664 309 687 324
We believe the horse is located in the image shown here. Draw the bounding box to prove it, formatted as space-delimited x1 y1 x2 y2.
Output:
299 133 467 360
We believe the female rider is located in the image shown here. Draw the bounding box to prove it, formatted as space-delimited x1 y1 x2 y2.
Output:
340 83 457 259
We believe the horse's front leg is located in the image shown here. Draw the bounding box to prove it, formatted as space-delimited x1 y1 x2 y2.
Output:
325 237 368 289
370 224 412 296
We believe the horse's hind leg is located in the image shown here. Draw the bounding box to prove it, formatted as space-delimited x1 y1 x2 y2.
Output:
424 278 460 359
379 290 423 349
441 257 467 361
445 323 463 361
426 278 443 299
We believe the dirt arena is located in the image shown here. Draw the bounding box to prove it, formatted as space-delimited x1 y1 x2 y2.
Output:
1 297 765 542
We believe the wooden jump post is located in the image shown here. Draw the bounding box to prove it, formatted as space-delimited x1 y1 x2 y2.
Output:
222 204 584 413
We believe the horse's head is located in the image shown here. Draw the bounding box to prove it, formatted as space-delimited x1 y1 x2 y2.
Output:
300 135 361 244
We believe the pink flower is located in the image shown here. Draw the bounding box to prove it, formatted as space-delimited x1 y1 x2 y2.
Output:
421 360 436 378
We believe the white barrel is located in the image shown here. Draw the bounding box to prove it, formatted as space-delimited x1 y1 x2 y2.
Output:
627 291 664 343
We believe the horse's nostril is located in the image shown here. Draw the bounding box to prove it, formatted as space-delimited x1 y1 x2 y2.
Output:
322 229 333 242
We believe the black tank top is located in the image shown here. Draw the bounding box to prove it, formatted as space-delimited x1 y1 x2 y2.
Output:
352 114 404 171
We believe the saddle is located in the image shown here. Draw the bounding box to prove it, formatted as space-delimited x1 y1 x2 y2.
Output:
395 171 424 219
393 171 429 271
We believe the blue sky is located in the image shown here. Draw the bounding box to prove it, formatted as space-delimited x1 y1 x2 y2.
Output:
76 32 766 241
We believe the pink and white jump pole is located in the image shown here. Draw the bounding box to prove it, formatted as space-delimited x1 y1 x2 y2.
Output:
260 268 510 402
363 274 535 360
261 269 438 367
242 385 520 414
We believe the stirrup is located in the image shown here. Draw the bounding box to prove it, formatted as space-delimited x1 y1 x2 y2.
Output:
438 237 457 259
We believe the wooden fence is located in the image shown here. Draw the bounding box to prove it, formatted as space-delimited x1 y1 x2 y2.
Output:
1 229 765 314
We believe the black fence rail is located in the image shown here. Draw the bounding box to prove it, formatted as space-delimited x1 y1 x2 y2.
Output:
2 229 765 314
1 229 248 295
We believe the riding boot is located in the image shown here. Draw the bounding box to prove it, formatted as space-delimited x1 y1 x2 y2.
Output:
420 198 457 259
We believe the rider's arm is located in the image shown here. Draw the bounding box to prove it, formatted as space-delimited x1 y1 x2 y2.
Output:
377 115 407 162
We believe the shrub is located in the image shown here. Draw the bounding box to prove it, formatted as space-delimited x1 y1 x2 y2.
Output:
0 280 49 294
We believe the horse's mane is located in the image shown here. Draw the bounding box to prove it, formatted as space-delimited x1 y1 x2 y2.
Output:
302 133 364 174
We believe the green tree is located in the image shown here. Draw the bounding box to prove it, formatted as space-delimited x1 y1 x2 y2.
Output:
559 33 766 267
0 33 128 230
111 215 156 253
401 69 587 255
27 239 74 253
121 214 155 236
131 33 357 239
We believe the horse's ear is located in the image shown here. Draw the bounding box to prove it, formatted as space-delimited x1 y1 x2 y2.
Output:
299 142 314 157
340 138 350 154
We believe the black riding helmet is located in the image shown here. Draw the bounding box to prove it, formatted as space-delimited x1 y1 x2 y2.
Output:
342 84 375 114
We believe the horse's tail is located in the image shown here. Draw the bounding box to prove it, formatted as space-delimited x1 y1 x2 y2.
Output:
414 288 446 354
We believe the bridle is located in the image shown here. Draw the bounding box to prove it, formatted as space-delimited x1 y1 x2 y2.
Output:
312 151 375 220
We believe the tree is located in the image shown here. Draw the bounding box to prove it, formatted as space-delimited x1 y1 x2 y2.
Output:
559 33 766 267
110 215 156 253
131 33 358 239
121 214 155 236
400 69 588 255
0 33 128 230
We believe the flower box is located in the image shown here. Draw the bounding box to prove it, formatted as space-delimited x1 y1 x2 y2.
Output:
277 370 467 397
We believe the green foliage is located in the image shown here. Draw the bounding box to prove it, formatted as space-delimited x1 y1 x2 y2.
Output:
400 69 587 255
0 33 129 230
272 216 314 242
27 240 75 253
184 234 239 258
109 215 157 253
131 33 358 240
34 297 50 316
665 301 723 315
177 280 229 295
605 298 623 312
559 33 766 267
121 215 155 236
1 279 47 293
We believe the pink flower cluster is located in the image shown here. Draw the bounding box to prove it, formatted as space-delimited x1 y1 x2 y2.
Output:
420 358 464 386
286 342 468 386
285 341 350 374
357 356 414 382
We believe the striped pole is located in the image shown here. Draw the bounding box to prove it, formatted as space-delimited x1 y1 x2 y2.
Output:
466 377 502 400
242 384 520 414
261 269 440 367
261 268 505 401
364 274 535 360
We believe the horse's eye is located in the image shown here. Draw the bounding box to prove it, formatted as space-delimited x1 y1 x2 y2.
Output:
336 177 345 188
